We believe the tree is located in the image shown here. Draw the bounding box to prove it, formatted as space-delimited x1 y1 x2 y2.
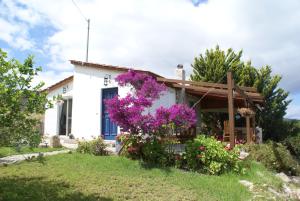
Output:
0 49 51 147
190 45 291 141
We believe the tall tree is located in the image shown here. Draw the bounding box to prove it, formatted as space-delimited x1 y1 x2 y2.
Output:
0 49 51 147
190 45 291 141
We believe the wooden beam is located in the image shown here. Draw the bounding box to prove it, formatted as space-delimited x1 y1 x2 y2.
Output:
227 71 235 148
171 83 264 102
157 77 258 93
234 84 254 106
246 116 251 144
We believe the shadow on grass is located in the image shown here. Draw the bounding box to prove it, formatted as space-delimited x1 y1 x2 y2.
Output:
0 176 112 201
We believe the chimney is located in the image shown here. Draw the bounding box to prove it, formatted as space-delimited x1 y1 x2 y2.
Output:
175 64 186 81
175 64 186 103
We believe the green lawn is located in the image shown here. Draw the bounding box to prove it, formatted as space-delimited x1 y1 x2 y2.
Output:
0 153 283 201
0 146 64 157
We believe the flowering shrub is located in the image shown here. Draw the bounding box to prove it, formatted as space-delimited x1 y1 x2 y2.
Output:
105 70 196 138
105 70 197 166
183 135 243 175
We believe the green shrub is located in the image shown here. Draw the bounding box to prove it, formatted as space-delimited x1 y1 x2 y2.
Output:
245 141 300 176
141 139 174 167
77 137 107 156
50 135 62 148
284 134 300 160
118 134 174 167
184 135 243 175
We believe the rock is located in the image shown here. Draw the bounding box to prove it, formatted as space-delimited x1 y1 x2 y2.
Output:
276 172 291 183
291 176 300 185
295 189 300 200
238 151 249 160
239 180 254 191
282 183 292 197
267 187 282 197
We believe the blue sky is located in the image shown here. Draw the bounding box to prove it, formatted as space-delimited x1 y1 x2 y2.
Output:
0 0 299 119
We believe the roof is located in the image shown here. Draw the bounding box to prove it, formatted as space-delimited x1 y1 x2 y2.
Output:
43 75 73 92
70 60 163 78
44 61 264 106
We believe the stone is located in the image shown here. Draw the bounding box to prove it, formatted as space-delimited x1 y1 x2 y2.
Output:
239 151 249 160
239 180 254 191
291 176 300 185
267 187 282 197
276 172 291 183
282 184 292 197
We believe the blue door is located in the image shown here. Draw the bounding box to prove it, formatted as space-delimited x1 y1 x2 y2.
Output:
102 88 118 140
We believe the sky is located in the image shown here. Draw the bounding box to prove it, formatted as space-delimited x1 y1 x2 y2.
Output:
0 0 299 119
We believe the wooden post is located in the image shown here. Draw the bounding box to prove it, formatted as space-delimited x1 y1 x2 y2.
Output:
246 116 251 144
251 116 256 143
227 71 235 148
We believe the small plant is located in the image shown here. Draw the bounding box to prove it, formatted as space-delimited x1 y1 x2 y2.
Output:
244 141 300 176
50 135 62 148
77 137 108 156
183 135 243 175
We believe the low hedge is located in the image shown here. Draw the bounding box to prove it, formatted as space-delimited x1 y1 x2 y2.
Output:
244 141 300 176
77 137 108 156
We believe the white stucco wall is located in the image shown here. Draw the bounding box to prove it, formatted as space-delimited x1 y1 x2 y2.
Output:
44 81 73 136
71 65 132 140
71 65 176 140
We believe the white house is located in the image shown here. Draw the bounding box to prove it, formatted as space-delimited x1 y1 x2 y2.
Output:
43 60 179 141
43 60 263 144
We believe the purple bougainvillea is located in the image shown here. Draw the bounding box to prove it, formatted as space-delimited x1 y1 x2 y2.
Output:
105 70 196 136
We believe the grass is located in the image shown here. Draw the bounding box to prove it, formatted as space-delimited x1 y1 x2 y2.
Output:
0 146 64 157
0 153 283 201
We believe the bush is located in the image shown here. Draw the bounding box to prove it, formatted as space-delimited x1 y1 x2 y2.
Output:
245 141 300 176
50 135 62 148
183 135 243 175
284 134 300 160
77 137 108 156
118 134 174 167
141 139 174 167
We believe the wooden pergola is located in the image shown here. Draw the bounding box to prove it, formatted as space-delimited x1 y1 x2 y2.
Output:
156 71 264 148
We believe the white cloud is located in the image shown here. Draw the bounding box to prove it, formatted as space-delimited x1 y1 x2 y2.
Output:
33 70 73 90
2 0 300 118
286 103 300 120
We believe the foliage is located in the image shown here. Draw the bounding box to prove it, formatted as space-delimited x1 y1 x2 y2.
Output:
190 46 291 141
283 134 300 160
0 49 51 147
50 135 62 148
244 141 300 176
183 135 243 175
117 133 175 166
140 139 171 166
77 137 107 156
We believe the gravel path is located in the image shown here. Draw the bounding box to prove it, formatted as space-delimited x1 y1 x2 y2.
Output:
0 150 70 165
